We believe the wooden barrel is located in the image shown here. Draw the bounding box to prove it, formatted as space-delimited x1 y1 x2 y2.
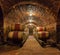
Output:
11 24 24 31
38 31 49 39
37 31 49 43
7 31 24 45
36 27 45 31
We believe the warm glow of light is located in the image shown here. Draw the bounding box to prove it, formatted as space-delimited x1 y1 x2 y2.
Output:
29 10 33 16
36 26 45 31
29 10 34 16
29 13 33 16
29 23 32 25
29 19 33 22
28 23 34 26
27 10 36 16
36 27 40 30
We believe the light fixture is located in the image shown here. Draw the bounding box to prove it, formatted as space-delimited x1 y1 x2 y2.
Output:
29 19 33 22
29 23 32 25
29 13 33 16
36 27 40 30
29 10 33 16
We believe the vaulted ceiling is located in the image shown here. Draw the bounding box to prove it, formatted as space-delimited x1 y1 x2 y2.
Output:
0 0 60 28
0 0 60 16
4 4 56 26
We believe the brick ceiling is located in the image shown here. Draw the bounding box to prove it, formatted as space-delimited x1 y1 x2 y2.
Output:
0 0 60 16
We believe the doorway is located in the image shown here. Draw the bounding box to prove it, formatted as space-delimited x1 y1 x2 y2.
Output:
25 23 36 36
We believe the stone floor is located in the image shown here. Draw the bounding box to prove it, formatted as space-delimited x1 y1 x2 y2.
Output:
0 36 60 55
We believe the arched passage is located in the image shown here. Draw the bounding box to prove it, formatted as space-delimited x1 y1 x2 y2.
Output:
3 2 57 47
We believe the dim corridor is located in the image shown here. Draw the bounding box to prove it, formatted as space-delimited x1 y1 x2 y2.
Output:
0 36 60 55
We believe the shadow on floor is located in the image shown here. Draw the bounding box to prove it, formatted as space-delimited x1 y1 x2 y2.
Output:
0 44 21 53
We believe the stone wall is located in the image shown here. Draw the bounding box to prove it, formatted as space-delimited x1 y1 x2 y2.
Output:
57 9 60 43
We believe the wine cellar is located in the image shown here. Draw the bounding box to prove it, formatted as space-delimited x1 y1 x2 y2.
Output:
0 0 60 55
